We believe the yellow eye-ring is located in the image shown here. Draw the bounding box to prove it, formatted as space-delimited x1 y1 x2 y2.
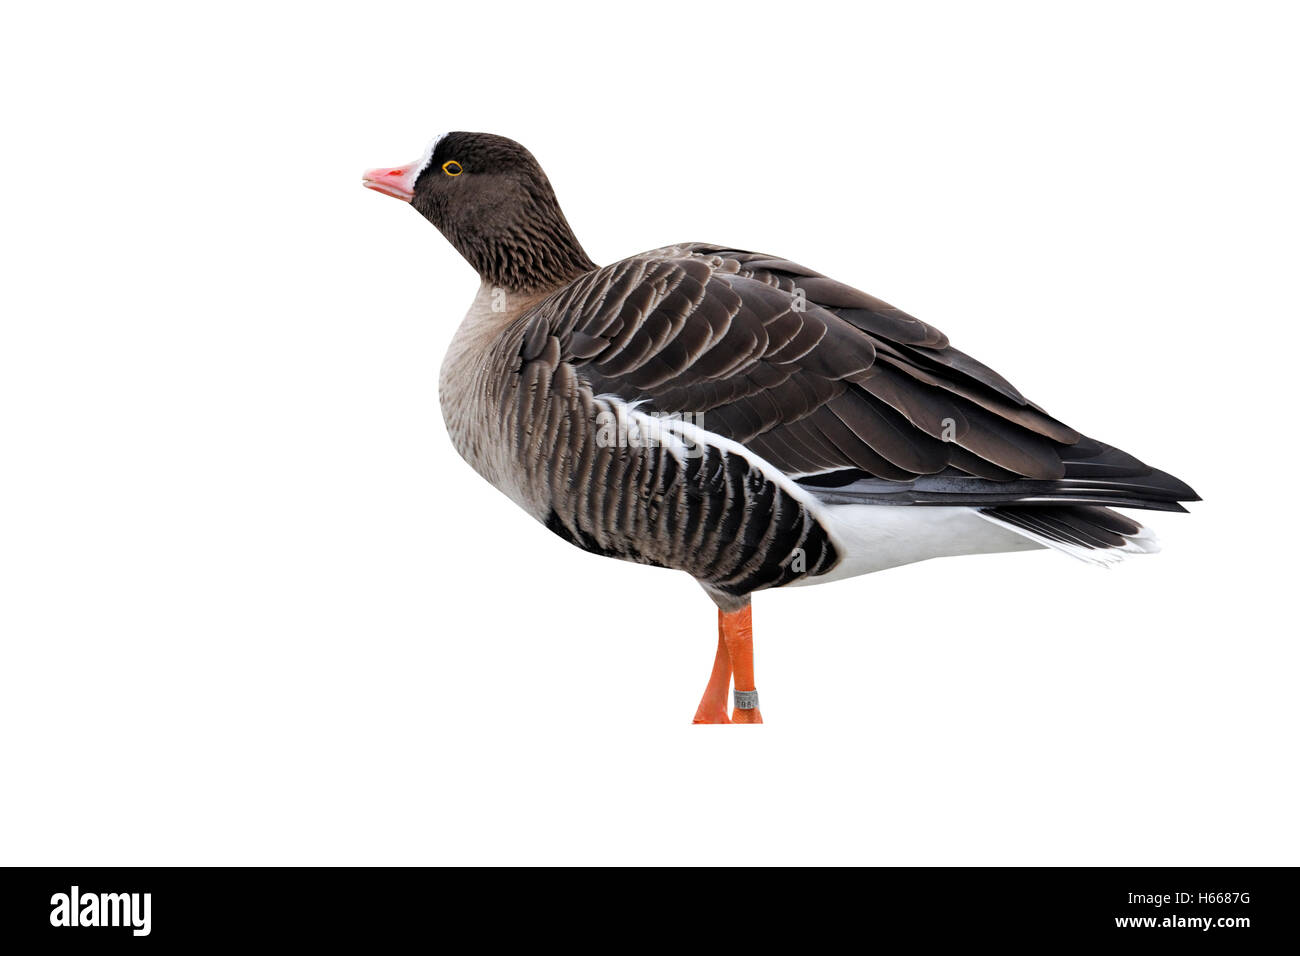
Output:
442 160 463 176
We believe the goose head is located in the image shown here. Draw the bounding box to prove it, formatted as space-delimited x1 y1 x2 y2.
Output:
363 132 595 294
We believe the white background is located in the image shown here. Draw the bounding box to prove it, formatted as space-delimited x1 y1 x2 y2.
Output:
2 1 1296 866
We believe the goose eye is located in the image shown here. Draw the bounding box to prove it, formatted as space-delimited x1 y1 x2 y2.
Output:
442 160 463 177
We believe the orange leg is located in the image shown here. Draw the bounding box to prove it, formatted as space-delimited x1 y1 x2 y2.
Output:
721 605 763 724
692 630 732 724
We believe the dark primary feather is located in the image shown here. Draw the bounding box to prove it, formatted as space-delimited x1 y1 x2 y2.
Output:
525 243 1199 512
980 505 1145 551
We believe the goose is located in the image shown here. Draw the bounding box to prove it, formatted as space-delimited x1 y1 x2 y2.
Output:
362 132 1198 724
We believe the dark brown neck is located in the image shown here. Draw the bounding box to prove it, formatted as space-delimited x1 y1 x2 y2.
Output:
465 221 597 294
445 186 597 295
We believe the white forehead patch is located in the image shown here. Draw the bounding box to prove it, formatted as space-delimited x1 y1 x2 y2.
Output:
413 132 447 180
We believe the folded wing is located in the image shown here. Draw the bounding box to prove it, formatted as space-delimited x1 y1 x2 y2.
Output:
522 243 1197 511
